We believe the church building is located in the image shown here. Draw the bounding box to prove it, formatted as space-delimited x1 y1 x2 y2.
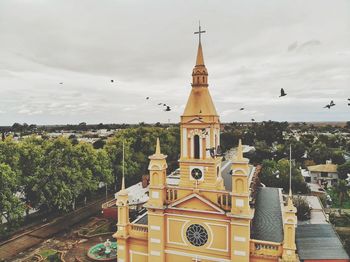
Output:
113 30 298 262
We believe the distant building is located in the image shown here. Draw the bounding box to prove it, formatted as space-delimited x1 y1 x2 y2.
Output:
307 160 338 188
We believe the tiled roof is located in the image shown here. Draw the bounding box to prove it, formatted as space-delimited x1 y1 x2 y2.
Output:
296 224 349 260
251 187 284 243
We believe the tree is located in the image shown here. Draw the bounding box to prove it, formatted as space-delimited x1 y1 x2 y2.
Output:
261 159 310 194
338 161 350 180
293 196 311 221
0 163 25 233
18 136 45 212
104 126 180 189
34 137 81 212
334 180 349 207
309 143 331 164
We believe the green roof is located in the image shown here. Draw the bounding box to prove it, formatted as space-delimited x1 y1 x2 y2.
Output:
251 187 284 243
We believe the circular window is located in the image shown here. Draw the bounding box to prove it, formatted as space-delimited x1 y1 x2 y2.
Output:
191 168 203 180
186 224 208 247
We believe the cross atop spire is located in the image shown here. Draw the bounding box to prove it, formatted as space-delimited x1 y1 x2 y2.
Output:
194 21 206 44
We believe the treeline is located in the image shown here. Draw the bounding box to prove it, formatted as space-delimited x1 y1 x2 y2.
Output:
0 122 177 135
0 126 179 234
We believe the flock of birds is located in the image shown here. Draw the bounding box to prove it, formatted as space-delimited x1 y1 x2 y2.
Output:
238 88 349 121
146 96 172 112
58 81 349 119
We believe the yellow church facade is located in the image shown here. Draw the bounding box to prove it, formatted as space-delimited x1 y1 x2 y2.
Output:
113 35 298 262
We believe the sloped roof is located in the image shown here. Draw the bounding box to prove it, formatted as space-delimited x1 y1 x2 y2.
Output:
307 163 337 173
296 224 349 260
182 87 218 117
251 187 284 243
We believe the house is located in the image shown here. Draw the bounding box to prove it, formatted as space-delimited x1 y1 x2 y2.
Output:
307 160 338 188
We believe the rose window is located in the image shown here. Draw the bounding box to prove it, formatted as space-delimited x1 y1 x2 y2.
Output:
186 224 208 247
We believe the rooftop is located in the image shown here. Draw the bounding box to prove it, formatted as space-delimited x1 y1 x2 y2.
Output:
251 187 284 243
296 224 349 260
307 163 337 173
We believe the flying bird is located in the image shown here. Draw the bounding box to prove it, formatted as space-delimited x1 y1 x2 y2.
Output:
279 88 287 97
146 97 150 100
164 106 171 112
239 108 245 111
348 98 350 106
330 100 335 106
111 79 114 83
157 103 162 105
251 118 255 122
59 82 63 84
324 104 331 109
287 42 298 52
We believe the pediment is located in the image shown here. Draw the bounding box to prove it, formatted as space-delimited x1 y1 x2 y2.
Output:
186 118 205 124
168 193 225 214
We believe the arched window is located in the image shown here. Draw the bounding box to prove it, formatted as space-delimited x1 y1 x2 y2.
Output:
194 135 200 159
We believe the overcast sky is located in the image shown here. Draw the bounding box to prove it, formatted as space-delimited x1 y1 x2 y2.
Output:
0 0 349 125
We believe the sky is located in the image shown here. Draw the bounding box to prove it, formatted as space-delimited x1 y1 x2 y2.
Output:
0 0 349 125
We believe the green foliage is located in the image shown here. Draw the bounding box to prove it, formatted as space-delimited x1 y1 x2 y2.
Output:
331 180 350 208
338 161 350 180
261 159 310 194
0 163 25 233
105 126 179 188
293 195 311 221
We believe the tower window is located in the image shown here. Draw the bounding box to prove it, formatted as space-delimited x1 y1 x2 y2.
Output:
194 135 200 159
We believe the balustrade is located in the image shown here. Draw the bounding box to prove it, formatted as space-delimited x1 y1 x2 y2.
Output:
250 240 282 257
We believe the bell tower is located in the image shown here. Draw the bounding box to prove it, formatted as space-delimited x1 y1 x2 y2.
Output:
179 24 223 191
281 194 297 261
113 173 129 262
229 139 252 262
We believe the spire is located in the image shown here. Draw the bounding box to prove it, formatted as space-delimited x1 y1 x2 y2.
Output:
236 139 243 160
288 144 293 199
233 139 249 163
155 137 161 155
149 138 167 160
119 140 128 195
196 42 205 66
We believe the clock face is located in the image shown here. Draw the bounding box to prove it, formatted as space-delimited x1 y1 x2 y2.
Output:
191 168 203 180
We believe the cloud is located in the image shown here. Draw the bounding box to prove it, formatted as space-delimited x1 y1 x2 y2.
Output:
0 0 349 125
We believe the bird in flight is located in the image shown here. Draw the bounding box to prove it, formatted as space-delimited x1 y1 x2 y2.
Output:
239 108 245 111
146 97 150 100
164 106 171 112
111 79 114 83
279 88 287 97
324 100 335 109
251 118 255 122
59 82 63 85
348 98 350 106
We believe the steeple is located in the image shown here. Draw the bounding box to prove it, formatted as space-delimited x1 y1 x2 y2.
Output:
192 41 208 87
195 42 205 66
182 24 218 117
